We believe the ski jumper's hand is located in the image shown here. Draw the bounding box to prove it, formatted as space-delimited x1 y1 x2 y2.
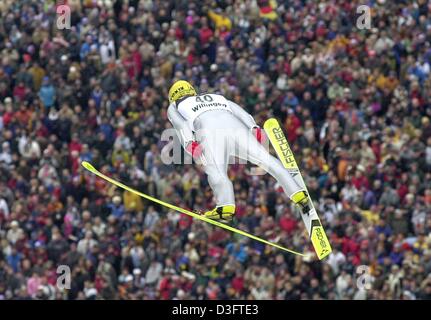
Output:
186 141 203 159
252 126 267 144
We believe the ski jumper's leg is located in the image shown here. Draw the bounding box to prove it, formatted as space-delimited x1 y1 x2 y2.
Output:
234 125 305 199
195 119 235 207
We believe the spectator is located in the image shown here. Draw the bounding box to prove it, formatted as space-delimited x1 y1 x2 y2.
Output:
77 231 98 256
38 77 56 110
6 221 24 245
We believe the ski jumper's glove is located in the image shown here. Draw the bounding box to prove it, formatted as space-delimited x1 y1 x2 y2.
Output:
185 141 203 159
252 126 267 144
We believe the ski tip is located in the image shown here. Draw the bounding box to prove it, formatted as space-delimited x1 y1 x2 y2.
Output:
81 161 96 173
263 118 279 129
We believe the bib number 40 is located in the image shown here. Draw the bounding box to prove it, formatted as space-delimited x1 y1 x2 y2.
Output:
195 95 213 103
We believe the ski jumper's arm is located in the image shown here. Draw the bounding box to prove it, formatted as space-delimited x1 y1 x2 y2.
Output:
167 103 194 147
228 100 258 129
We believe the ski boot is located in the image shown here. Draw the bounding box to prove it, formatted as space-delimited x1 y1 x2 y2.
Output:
291 190 311 215
203 205 236 222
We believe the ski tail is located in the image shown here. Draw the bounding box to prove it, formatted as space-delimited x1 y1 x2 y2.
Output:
81 161 305 257
263 118 332 260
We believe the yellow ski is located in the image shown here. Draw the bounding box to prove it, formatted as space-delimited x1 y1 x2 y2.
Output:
263 118 332 260
81 161 304 257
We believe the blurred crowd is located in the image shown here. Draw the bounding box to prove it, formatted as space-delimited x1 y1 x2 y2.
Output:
0 0 431 300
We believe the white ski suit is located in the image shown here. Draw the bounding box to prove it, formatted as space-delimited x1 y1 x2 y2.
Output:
167 93 304 207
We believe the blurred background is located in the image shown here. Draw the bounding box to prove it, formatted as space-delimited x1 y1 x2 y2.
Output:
0 0 430 300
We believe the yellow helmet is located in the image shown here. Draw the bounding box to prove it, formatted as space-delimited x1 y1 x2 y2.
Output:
168 80 197 104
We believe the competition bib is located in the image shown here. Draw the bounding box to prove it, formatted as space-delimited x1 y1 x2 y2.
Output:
176 94 232 131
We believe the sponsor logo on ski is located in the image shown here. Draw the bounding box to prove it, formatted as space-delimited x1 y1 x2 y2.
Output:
271 127 296 168
314 226 330 257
